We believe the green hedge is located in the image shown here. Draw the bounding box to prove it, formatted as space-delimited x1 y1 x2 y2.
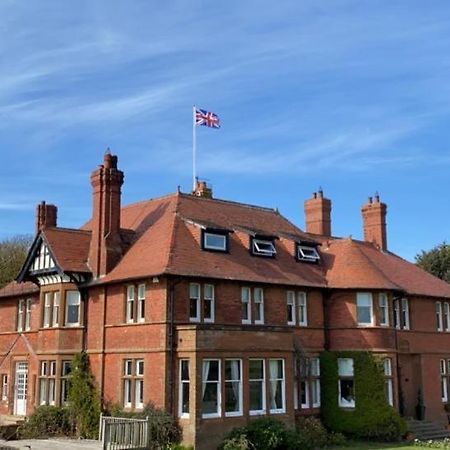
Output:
320 351 406 441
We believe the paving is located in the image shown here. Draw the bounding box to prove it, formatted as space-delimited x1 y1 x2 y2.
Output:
0 438 102 449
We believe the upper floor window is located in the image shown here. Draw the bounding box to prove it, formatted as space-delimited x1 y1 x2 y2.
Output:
17 298 32 332
394 298 410 330
189 283 214 323
43 291 60 328
126 284 146 324
338 358 355 408
297 245 320 263
251 237 276 257
65 291 81 327
379 293 389 326
437 301 450 332
202 231 228 252
241 287 264 325
287 291 308 326
356 293 373 326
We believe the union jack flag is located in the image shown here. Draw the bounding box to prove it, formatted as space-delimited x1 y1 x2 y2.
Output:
195 108 220 128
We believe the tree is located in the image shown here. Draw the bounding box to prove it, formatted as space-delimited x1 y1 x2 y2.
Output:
0 235 33 289
67 352 101 439
415 241 450 283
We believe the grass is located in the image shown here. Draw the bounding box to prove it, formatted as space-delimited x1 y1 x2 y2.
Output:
330 442 413 449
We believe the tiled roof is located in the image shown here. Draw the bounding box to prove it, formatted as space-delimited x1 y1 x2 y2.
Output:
43 228 91 273
3 190 450 299
0 281 38 298
322 238 450 298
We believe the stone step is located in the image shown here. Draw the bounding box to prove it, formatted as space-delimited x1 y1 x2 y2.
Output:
407 419 450 441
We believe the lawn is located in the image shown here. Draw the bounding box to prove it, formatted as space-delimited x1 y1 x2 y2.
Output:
330 442 413 449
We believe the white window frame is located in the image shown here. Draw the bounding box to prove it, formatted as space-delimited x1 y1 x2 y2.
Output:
394 299 401 329
65 291 81 327
300 379 310 409
269 359 285 414
135 360 144 409
17 299 25 332
297 245 320 262
241 287 251 324
401 298 410 330
287 291 295 326
298 292 308 326
338 358 355 408
249 358 266 415
254 288 264 324
43 293 52 328
225 359 243 417
123 359 133 408
1 374 8 401
52 292 60 327
356 292 373 326
25 298 32 331
379 293 389 327
201 359 221 419
203 284 215 323
444 302 450 332
189 283 200 323
126 285 135 323
137 284 146 323
178 359 190 418
437 301 444 332
203 232 227 251
252 238 276 257
310 358 320 408
441 359 448 402
384 358 393 406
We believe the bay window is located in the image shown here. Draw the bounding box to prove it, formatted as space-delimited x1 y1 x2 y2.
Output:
202 359 221 418
269 359 285 413
225 359 242 416
357 292 373 326
65 291 81 326
249 359 265 415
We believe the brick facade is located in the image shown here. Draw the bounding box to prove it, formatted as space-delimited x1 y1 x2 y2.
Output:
0 152 449 449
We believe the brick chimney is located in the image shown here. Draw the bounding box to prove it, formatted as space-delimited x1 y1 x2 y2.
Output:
361 193 387 251
36 201 57 233
89 151 124 278
192 179 213 199
304 189 332 236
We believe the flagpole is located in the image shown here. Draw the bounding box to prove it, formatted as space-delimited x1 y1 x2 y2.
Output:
192 105 197 191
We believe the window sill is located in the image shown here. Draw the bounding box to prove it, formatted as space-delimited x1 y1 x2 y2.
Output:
225 411 242 418
202 413 221 419
269 409 286 414
249 410 266 416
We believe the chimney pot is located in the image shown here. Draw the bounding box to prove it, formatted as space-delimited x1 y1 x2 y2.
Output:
192 179 213 199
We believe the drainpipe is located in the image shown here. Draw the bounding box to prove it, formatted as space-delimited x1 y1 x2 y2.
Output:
167 276 182 416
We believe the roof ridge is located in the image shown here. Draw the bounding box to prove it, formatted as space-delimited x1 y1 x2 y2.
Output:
179 192 277 214
121 192 177 210
46 227 91 235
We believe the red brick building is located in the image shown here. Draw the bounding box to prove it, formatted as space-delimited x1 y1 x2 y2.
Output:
0 153 449 448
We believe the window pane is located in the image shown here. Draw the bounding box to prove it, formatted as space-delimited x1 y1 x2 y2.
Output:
339 379 355 407
204 284 214 299
338 358 354 376
249 381 264 411
181 360 189 381
204 233 226 250
181 382 189 414
189 283 199 298
357 293 372 324
202 382 219 414
249 360 264 379
66 291 80 324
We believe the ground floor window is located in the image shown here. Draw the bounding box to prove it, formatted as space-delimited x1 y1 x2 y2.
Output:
338 358 355 408
294 357 320 410
123 359 144 410
61 360 71 405
249 359 265 415
225 359 242 416
179 359 190 418
38 360 56 406
384 358 393 406
269 359 285 413
441 359 449 402
202 359 221 418
1 374 8 401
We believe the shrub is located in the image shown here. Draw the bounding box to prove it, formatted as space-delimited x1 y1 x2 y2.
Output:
320 351 406 441
295 417 328 448
18 406 72 439
107 402 181 449
67 351 101 439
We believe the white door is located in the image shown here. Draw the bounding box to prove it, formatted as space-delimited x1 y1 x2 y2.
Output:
14 362 28 416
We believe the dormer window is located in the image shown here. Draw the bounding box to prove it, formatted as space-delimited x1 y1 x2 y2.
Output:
202 231 228 252
252 238 276 257
297 245 320 262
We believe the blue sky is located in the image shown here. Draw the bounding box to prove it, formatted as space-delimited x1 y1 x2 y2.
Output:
1 1 450 261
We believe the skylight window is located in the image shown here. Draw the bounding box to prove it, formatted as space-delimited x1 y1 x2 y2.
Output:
252 238 276 257
203 231 227 252
297 245 320 262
